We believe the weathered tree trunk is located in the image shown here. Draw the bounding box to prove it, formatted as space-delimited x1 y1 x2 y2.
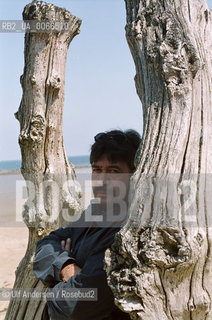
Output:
5 2 82 319
106 1 212 319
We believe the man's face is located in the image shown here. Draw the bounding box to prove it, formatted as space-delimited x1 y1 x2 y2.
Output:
91 154 132 206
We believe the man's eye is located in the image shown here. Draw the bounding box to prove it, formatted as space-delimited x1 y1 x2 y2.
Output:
109 169 119 173
92 168 101 173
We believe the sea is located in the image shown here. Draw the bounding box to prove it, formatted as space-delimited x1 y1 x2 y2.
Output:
0 155 90 171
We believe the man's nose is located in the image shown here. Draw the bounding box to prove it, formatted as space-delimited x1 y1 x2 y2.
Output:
98 172 108 185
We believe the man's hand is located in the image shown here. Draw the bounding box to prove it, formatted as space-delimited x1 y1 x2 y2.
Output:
60 263 82 282
61 238 72 251
60 238 81 282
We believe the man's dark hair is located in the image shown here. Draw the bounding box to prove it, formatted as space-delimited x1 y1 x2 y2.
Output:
90 129 141 171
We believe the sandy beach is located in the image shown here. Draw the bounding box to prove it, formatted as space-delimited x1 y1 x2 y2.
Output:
0 167 92 319
0 227 28 320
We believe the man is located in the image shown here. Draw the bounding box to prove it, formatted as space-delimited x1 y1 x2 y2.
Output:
33 129 141 320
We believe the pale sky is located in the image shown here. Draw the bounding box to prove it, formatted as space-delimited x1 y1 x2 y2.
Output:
0 0 142 161
0 0 211 161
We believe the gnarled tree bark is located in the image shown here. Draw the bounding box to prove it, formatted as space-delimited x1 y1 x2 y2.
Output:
106 0 212 319
5 2 82 319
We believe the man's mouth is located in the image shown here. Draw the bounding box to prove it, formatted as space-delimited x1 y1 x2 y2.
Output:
96 190 107 196
94 187 108 197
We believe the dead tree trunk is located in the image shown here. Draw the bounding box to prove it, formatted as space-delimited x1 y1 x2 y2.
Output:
5 2 82 319
106 0 212 319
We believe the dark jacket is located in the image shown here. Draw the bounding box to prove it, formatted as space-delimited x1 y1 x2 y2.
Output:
33 209 130 320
